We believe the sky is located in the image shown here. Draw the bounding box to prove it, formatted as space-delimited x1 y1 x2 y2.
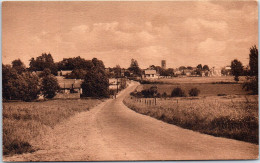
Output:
2 1 258 69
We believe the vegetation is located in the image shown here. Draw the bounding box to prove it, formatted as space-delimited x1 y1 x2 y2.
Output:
124 95 258 144
81 58 109 98
3 99 101 156
188 88 200 96
41 69 60 99
231 59 243 81
171 87 186 97
243 45 258 95
2 65 41 101
128 58 141 77
29 53 58 75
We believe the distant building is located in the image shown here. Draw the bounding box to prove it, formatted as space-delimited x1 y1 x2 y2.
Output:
143 69 159 79
58 70 73 76
161 60 166 69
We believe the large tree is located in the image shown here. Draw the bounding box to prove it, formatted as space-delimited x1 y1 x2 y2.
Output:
2 64 40 101
41 71 60 99
57 56 93 71
81 58 109 98
202 65 209 71
29 53 57 75
231 59 243 81
243 45 258 94
128 59 141 76
249 45 258 76
11 59 26 74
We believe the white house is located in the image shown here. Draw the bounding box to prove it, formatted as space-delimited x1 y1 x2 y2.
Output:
143 69 159 79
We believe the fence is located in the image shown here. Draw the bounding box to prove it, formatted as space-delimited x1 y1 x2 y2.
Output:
130 95 258 107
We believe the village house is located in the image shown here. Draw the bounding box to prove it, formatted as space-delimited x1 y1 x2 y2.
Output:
143 69 159 79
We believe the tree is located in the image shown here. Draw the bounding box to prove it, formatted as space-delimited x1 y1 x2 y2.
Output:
231 59 243 81
243 45 258 94
12 59 26 74
81 58 109 98
41 74 60 99
128 59 141 76
113 65 121 78
197 64 202 70
29 53 57 75
249 45 258 76
66 69 87 79
203 65 209 71
2 64 40 101
57 56 93 71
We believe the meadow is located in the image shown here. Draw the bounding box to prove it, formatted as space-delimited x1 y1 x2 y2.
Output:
3 99 101 156
123 95 258 144
139 83 248 96
124 76 258 144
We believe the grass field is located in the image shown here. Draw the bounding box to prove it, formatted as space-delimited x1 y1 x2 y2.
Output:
154 76 247 84
139 83 249 96
123 95 258 144
3 99 101 156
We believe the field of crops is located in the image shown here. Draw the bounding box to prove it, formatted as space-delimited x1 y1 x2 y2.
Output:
123 95 258 144
3 99 101 156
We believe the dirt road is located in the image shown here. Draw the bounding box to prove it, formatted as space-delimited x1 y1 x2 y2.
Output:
4 82 258 161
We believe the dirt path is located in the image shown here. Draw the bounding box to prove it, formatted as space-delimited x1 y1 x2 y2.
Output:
4 82 259 161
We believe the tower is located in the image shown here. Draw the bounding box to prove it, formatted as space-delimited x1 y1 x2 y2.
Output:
161 60 166 69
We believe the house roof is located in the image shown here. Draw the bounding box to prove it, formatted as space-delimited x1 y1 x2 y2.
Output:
144 69 157 75
58 78 83 89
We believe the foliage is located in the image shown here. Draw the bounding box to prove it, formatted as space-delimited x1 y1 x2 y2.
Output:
65 69 87 79
2 65 41 101
41 74 60 99
128 58 141 77
202 65 209 71
249 45 258 76
171 87 186 97
57 56 93 71
189 88 200 96
11 59 26 74
29 53 57 75
231 59 243 81
243 45 258 95
81 58 109 98
197 64 202 70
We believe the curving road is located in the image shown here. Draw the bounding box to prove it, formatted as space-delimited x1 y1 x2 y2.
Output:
4 82 259 161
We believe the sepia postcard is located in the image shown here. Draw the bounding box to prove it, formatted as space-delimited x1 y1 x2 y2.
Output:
2 1 259 161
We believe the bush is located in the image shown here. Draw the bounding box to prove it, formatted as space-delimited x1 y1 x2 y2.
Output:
189 88 200 96
162 92 168 98
171 87 186 97
3 139 34 155
243 76 258 95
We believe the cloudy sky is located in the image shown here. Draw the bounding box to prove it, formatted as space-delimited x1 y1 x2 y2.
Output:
2 1 258 69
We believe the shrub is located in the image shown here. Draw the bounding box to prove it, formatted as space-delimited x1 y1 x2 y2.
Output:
162 92 168 98
171 87 186 97
189 88 200 96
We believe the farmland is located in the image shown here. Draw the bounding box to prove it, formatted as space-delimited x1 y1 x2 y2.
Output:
3 99 102 156
139 83 248 96
124 76 258 144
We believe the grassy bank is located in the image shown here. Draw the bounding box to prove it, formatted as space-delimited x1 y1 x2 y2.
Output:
123 95 258 144
3 99 101 156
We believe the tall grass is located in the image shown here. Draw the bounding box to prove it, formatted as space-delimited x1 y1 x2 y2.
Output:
123 95 258 144
3 99 101 156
